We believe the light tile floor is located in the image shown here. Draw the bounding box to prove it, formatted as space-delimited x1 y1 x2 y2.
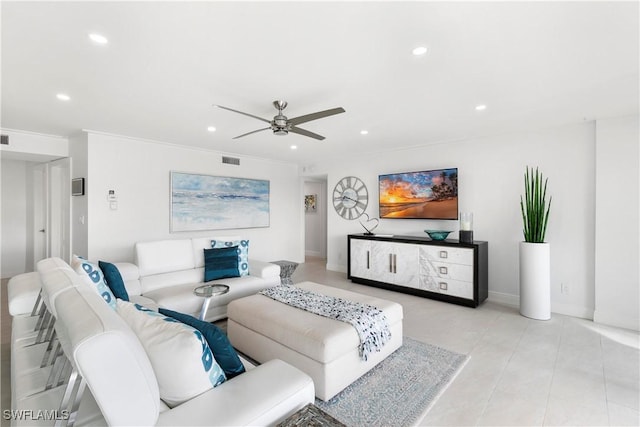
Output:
293 257 640 426
2 260 638 426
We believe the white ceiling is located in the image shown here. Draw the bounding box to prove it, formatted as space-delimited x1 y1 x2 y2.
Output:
2 1 638 165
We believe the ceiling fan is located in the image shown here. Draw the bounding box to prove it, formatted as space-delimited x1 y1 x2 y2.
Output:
213 100 345 141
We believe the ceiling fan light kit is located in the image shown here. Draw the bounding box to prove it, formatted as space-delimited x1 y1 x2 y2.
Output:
214 100 345 141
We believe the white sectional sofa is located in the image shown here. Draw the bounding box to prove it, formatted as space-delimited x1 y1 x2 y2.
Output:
9 236 281 321
128 236 281 321
6 237 309 426
8 257 313 426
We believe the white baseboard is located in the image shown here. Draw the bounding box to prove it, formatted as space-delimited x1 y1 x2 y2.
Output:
488 291 593 321
326 263 347 273
552 302 594 320
305 250 322 257
594 309 640 332
488 291 519 307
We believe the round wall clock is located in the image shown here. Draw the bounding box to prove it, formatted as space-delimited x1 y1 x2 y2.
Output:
332 176 368 220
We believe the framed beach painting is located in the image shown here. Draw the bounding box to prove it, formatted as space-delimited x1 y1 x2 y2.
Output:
170 171 270 232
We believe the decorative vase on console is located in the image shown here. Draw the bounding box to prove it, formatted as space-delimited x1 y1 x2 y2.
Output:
459 212 473 243
519 167 552 321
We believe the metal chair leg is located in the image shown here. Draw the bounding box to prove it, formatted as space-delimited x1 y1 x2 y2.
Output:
64 375 86 427
33 302 48 331
45 356 64 390
55 368 86 427
30 291 43 316
35 311 52 343
40 331 58 368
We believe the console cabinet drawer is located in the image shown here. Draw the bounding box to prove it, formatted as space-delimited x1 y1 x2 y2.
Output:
418 276 473 300
419 255 474 282
420 246 473 266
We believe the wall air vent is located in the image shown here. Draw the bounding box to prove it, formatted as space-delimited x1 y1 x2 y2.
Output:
0 135 8 145
222 156 240 166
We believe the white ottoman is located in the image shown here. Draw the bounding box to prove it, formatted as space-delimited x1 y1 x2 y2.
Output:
227 281 403 401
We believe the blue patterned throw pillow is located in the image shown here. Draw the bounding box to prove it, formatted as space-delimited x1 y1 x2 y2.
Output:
72 255 117 310
211 239 249 276
117 300 226 408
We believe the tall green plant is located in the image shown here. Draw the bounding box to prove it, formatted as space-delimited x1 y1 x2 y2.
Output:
520 166 551 243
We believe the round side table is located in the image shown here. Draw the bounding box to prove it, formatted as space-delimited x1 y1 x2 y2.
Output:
193 284 229 321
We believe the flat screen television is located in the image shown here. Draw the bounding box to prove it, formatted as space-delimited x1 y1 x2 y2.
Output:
378 168 458 219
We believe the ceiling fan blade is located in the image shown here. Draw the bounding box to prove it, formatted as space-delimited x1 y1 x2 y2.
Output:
289 126 325 140
233 127 270 139
214 105 271 124
288 107 345 126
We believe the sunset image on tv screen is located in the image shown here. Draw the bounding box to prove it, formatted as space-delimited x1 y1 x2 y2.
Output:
379 168 458 219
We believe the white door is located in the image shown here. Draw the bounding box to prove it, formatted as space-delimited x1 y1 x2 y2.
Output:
32 163 48 269
48 158 72 262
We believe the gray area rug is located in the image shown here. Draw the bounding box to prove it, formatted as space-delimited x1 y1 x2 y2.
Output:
315 337 469 427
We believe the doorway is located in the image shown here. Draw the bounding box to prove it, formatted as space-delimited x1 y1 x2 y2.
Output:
303 177 327 259
31 157 72 269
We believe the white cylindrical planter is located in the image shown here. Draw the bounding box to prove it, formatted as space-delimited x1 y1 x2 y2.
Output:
519 242 551 320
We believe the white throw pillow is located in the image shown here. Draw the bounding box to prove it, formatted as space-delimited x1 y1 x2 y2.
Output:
117 300 226 408
72 255 117 310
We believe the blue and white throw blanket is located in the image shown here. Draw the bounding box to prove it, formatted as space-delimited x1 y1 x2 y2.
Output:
260 285 391 361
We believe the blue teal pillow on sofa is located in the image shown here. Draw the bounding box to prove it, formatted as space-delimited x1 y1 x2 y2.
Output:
99 261 130 301
204 247 240 281
159 308 246 379
211 239 249 277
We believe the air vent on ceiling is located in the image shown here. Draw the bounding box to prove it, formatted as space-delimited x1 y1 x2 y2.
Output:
222 156 240 166
0 135 8 145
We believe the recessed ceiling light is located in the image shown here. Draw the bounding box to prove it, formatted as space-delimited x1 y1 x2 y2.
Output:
475 104 487 111
207 126 216 132
56 93 70 101
360 130 369 135
290 145 297 150
89 33 108 44
412 46 428 56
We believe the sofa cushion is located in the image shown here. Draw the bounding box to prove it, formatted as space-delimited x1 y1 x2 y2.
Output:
72 255 117 310
8 272 41 316
117 300 226 408
204 247 240 281
139 267 203 295
99 261 130 301
143 275 274 320
114 262 142 296
212 239 250 276
160 308 245 379
135 239 195 276
155 359 314 427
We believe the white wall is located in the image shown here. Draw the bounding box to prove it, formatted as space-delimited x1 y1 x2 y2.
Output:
79 132 304 263
0 129 68 161
1 159 29 277
69 133 89 258
310 122 596 319
304 180 327 257
594 115 639 331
